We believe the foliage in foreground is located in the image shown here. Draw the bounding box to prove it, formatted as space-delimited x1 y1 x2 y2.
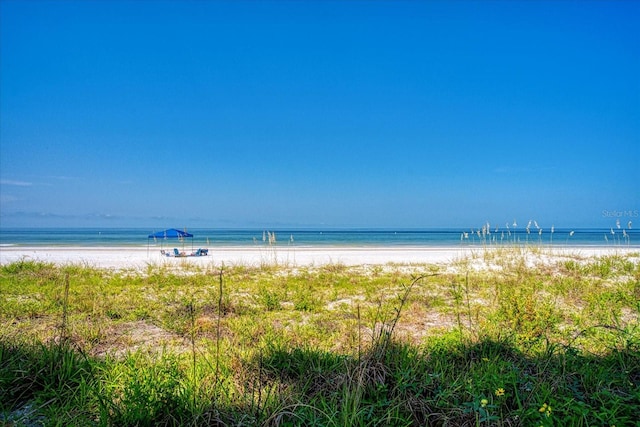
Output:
1 253 639 426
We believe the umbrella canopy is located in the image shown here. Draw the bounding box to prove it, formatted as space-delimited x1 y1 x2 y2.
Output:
148 228 193 239
148 228 194 253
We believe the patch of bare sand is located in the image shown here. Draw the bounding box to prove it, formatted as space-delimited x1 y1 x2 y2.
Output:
91 320 187 358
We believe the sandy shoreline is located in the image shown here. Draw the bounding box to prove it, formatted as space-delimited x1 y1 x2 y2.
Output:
1 245 638 270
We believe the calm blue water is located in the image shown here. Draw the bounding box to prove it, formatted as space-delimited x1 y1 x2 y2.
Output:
0 228 638 248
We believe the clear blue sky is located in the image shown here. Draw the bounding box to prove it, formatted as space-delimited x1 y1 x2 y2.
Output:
1 0 638 229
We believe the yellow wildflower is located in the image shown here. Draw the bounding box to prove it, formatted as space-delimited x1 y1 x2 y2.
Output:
481 399 488 407
538 403 551 416
495 388 505 397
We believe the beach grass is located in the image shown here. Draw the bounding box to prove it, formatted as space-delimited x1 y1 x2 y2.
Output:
1 250 639 426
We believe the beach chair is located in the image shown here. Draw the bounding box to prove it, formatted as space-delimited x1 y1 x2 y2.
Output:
191 248 209 256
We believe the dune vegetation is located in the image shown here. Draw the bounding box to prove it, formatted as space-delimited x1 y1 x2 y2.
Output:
1 249 639 426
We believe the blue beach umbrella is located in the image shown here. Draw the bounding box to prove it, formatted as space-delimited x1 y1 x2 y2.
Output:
147 228 194 253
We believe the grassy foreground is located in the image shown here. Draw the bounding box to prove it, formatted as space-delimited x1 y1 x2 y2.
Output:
1 250 639 426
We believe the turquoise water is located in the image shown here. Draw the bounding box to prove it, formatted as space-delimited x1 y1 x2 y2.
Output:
0 228 638 248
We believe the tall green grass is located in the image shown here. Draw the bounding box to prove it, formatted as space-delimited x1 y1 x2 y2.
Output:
1 251 639 426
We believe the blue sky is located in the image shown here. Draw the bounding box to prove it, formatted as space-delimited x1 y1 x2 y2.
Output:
1 0 638 229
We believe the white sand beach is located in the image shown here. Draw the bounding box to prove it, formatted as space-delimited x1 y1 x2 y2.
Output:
1 245 637 270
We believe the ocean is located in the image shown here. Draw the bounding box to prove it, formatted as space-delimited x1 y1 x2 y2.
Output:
0 228 638 248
